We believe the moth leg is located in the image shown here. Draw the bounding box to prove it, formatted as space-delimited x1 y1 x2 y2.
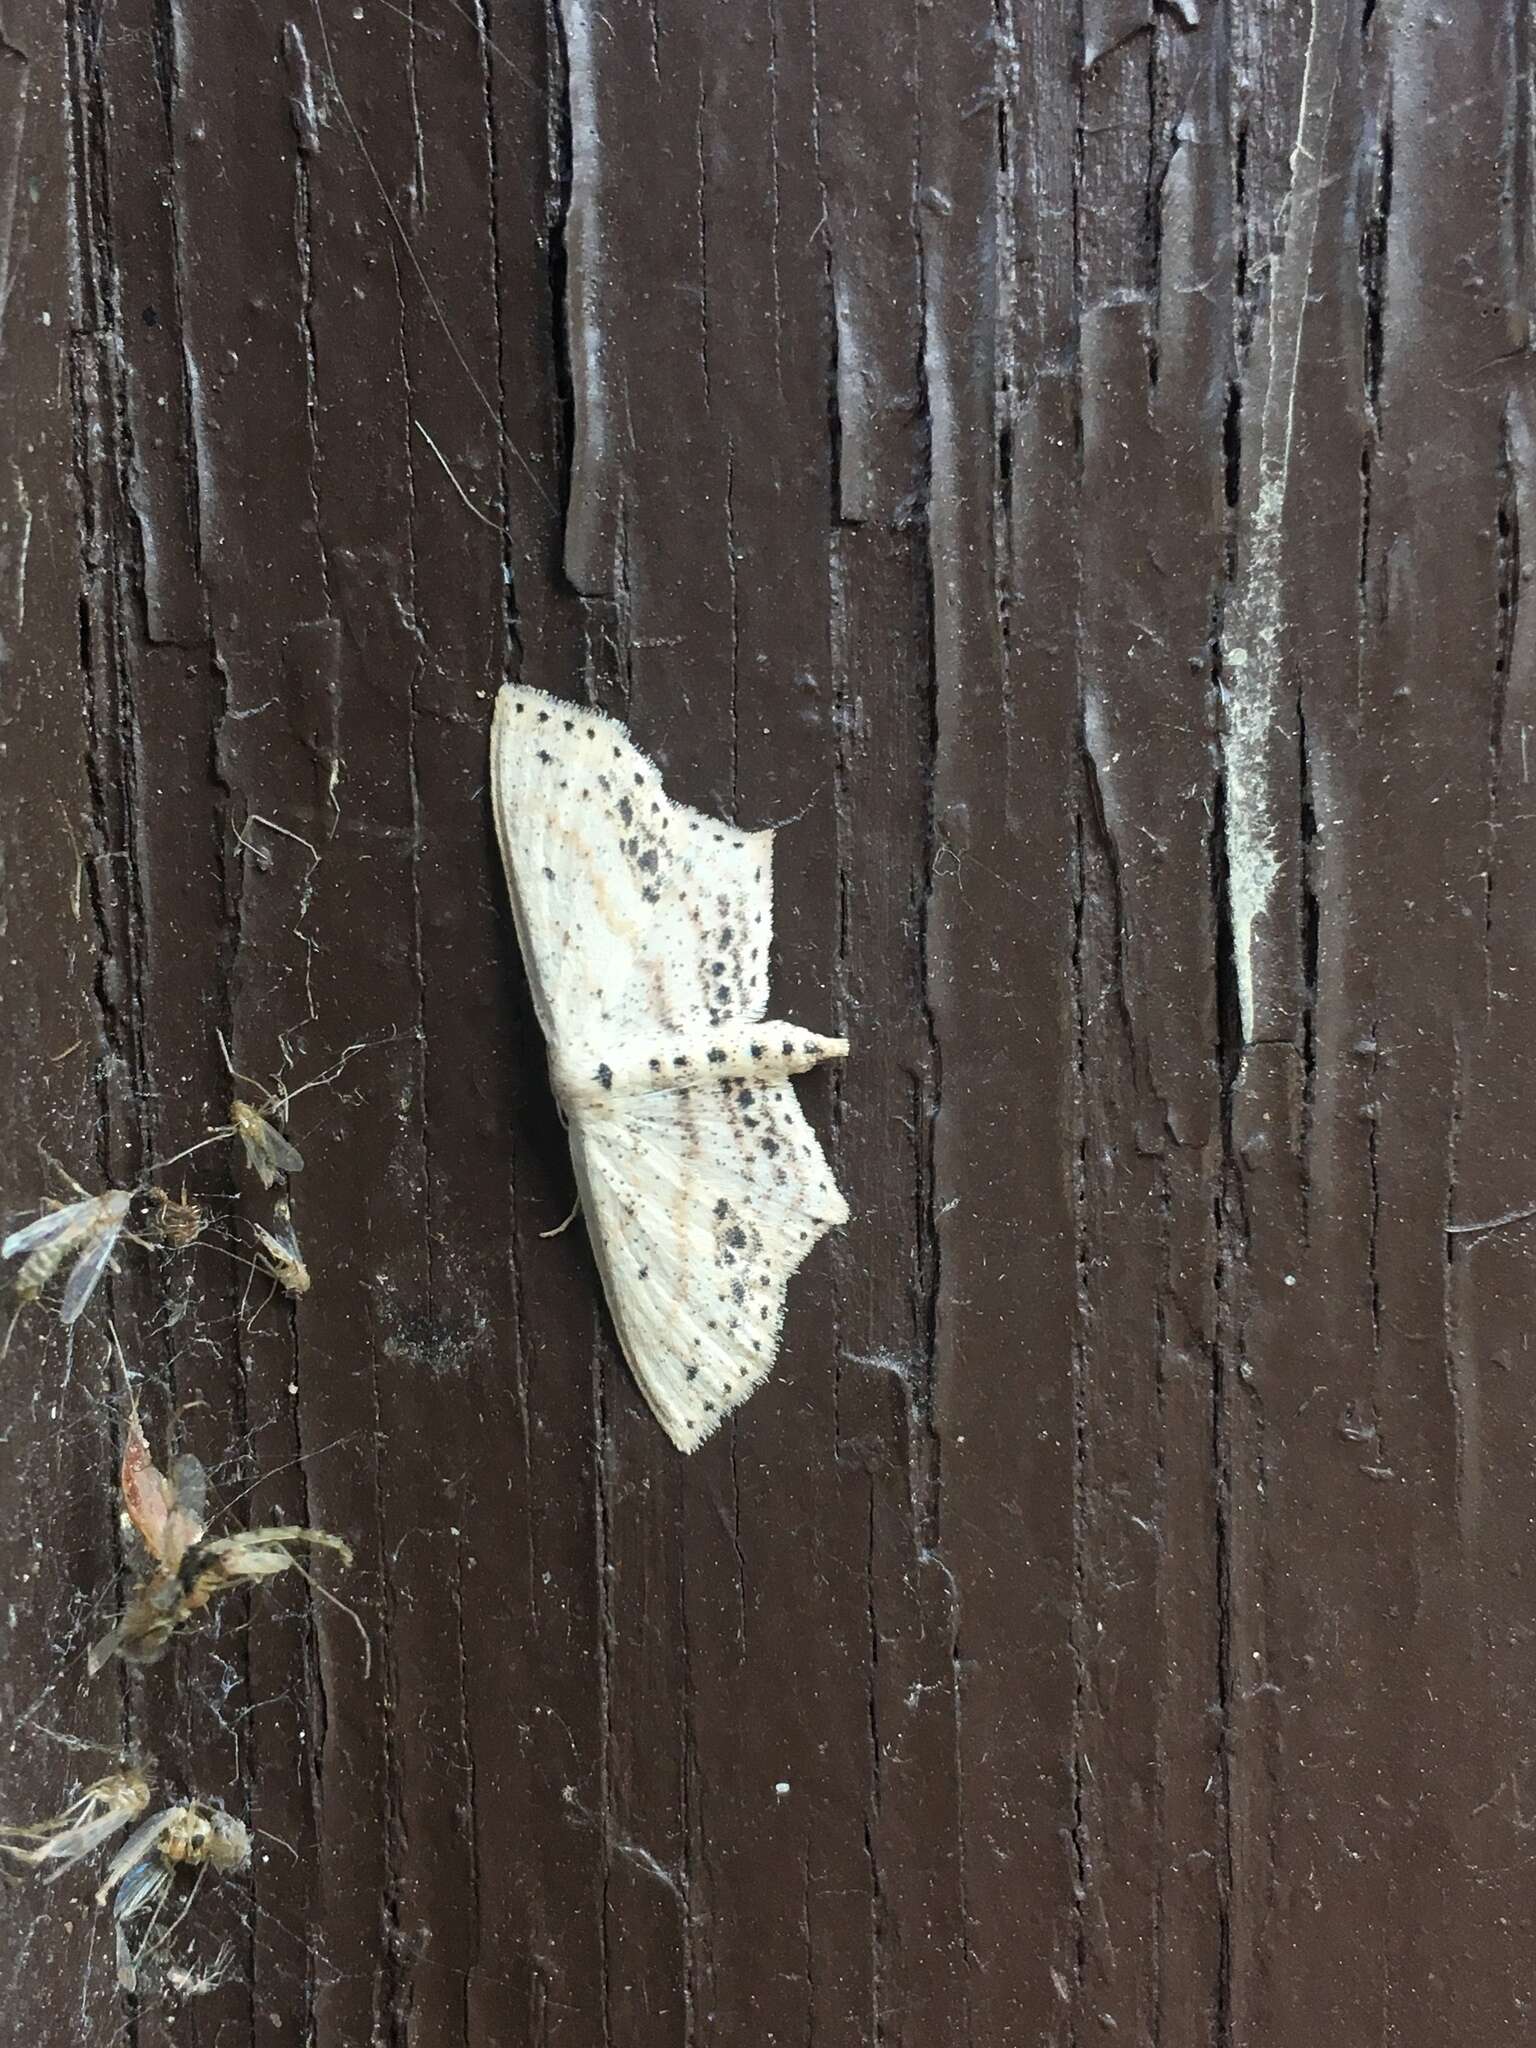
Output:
539 1193 583 1240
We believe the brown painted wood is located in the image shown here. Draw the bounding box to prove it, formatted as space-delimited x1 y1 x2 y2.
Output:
0 0 1531 2040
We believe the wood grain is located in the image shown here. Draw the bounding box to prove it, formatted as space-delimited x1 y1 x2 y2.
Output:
0 0 1531 2040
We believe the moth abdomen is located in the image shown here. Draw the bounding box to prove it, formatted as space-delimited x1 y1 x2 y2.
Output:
552 1025 848 1111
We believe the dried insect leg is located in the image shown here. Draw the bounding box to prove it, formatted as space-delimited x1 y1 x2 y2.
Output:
165 1940 238 1998
181 1526 354 1606
0 1769 150 1876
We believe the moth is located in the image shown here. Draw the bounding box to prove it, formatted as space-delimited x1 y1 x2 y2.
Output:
2 1184 132 1340
0 1768 151 1877
96 1801 250 1992
90 1404 353 1670
490 684 850 1450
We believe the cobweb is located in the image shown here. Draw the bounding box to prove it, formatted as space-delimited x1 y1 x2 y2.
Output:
0 1176 363 2040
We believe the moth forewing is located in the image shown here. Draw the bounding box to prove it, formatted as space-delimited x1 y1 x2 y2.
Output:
551 1025 851 1112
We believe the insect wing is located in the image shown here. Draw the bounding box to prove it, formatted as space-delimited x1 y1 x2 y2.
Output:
120 1409 178 1563
571 1075 849 1452
261 1123 306 1177
490 683 775 1050
252 1217 309 1294
98 1809 176 1905
237 1108 305 1187
59 1196 130 1324
1 1201 88 1261
252 1221 288 1264
40 1777 149 1875
112 1854 170 1927
87 1618 132 1676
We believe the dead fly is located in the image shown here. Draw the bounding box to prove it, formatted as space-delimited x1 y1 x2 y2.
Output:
96 1802 250 1993
0 1768 150 1878
141 1184 206 1251
229 1095 306 1190
1 1185 132 1345
152 1029 391 1193
90 1405 354 1671
250 1200 310 1301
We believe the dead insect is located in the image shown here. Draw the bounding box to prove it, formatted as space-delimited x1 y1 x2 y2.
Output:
96 1801 250 1993
0 1768 151 1877
251 1200 310 1300
221 1028 306 1187
141 1184 206 1250
2 1185 132 1344
228 1097 305 1190
90 1406 354 1671
148 1028 391 1191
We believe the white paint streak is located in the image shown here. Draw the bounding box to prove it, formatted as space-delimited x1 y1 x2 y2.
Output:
4 465 31 656
0 48 29 349
1222 0 1349 1039
559 0 613 592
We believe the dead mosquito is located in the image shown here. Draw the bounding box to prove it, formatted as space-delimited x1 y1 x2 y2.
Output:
90 1401 355 1672
1 1182 132 1346
0 1768 151 1878
96 1801 250 1993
